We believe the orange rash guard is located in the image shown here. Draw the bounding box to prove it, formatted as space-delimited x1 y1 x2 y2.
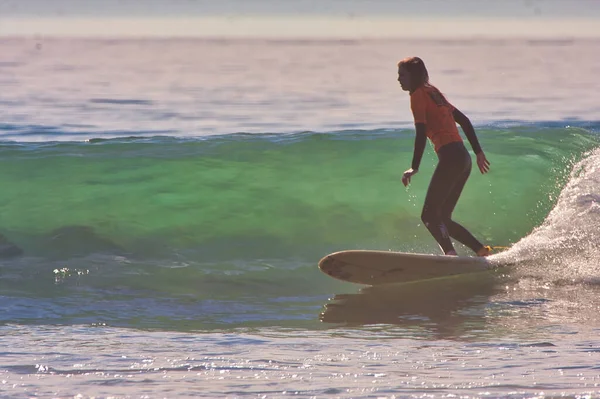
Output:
410 85 462 153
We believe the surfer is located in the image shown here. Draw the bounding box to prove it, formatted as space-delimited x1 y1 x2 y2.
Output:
397 56 491 257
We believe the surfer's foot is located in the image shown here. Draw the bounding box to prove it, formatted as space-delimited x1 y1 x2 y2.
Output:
476 245 492 257
445 250 458 256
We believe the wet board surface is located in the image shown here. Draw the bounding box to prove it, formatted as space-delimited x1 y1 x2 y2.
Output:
318 250 502 285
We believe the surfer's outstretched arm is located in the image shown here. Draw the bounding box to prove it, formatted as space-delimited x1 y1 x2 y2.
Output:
410 123 427 172
453 108 490 174
402 123 426 186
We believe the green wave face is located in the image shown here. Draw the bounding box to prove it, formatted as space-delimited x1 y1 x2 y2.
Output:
0 125 598 330
0 126 596 261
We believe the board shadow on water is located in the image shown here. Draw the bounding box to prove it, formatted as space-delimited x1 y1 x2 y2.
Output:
318 267 600 340
319 271 507 338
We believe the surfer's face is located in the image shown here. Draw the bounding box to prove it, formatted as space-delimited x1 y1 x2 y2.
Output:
398 66 411 91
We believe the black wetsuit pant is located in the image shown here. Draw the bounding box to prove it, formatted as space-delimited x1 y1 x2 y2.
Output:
421 141 483 254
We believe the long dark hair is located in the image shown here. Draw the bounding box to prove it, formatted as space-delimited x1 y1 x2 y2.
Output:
398 56 429 92
398 56 448 103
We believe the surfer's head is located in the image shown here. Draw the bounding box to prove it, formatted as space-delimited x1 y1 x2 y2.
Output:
397 56 429 92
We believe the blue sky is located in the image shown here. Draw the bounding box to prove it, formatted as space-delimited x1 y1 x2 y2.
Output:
1 0 599 38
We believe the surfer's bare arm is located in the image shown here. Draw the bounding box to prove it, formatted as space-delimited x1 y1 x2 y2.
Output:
402 122 426 187
452 108 490 174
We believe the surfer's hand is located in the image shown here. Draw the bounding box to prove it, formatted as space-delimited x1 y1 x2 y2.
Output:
402 168 417 187
476 152 490 174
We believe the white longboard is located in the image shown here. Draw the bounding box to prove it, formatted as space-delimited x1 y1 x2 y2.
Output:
318 250 502 285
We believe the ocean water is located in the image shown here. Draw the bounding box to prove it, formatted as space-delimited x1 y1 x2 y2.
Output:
1 37 600 398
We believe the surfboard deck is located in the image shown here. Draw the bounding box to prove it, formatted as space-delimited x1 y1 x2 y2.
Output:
318 250 502 285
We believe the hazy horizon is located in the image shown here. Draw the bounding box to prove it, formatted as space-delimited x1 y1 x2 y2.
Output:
2 0 599 18
0 0 599 38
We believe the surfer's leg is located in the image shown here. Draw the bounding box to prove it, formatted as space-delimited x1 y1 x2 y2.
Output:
440 146 486 254
442 177 485 253
421 162 456 254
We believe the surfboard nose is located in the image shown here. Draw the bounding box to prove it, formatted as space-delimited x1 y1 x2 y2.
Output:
318 254 335 273
319 254 352 280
